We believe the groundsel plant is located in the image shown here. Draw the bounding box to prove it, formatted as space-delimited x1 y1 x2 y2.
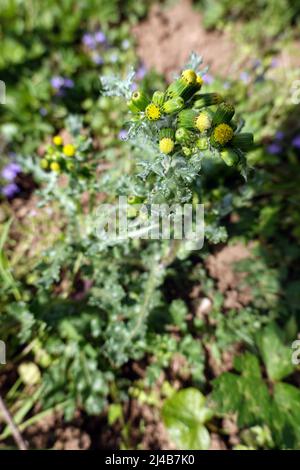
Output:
11 55 254 417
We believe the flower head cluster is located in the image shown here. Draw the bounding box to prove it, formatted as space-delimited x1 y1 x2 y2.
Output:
40 133 91 176
127 68 254 166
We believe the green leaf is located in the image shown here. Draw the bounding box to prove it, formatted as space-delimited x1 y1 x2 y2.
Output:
273 383 300 448
211 353 271 427
108 403 123 425
162 388 213 450
256 323 294 381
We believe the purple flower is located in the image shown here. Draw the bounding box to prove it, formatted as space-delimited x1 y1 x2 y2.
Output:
118 129 128 141
95 31 106 44
2 183 20 198
51 76 64 90
271 58 279 68
136 65 147 80
40 107 48 116
92 53 104 65
202 74 214 85
275 131 284 141
223 81 230 89
267 143 282 154
131 82 138 92
82 33 96 49
240 71 250 83
292 135 300 149
1 163 21 181
51 76 74 93
63 78 74 89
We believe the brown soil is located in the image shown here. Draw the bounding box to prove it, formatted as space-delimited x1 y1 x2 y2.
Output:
21 410 117 450
205 243 253 310
128 399 175 450
132 0 239 81
13 400 174 450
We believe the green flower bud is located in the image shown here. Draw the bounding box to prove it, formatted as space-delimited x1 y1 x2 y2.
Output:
128 195 143 205
40 159 49 170
230 119 238 131
212 102 235 126
177 109 198 129
166 79 189 99
152 90 165 107
182 146 192 157
175 127 194 144
166 78 198 101
159 128 175 140
127 206 139 219
220 148 240 166
231 133 254 152
181 83 201 101
66 161 75 171
163 97 184 114
127 99 140 113
193 93 224 109
196 137 209 150
131 90 150 111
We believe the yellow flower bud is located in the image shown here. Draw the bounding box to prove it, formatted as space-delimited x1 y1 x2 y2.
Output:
145 103 161 121
63 144 76 157
196 75 203 87
181 69 197 85
50 161 61 172
53 135 63 146
159 137 175 154
212 124 234 146
195 112 212 132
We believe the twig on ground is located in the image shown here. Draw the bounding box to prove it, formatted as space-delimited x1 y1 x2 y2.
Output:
0 394 27 450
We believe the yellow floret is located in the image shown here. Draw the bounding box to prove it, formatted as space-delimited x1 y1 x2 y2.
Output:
213 123 234 145
181 69 197 85
53 135 63 146
196 75 203 87
145 103 161 121
63 144 76 157
195 112 212 132
50 162 61 172
159 137 175 154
